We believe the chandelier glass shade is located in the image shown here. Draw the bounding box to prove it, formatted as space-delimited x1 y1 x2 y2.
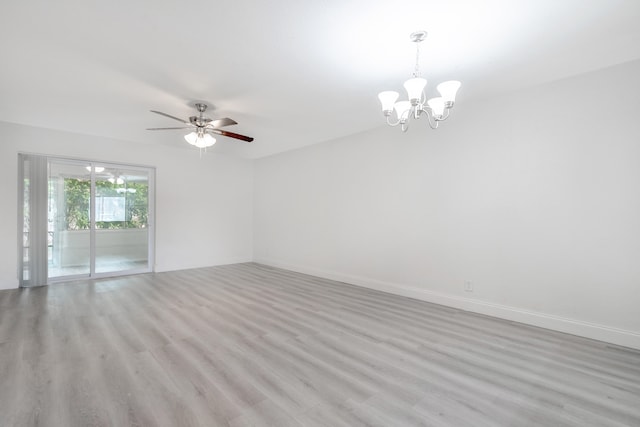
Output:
378 31 461 131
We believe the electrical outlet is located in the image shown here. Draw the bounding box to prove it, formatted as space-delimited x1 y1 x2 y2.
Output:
464 281 473 292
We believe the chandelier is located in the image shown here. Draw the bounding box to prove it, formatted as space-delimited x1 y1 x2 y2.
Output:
378 31 461 131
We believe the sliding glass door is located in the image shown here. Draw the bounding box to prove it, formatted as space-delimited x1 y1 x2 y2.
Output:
19 154 154 286
94 166 150 274
48 161 92 278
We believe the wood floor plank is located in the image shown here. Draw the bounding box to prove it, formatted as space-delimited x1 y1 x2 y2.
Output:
1 262 639 426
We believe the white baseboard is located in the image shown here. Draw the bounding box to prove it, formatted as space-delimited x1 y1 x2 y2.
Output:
254 258 640 351
0 277 19 290
155 257 253 273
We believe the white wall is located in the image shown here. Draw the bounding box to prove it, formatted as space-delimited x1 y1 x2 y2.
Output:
1 62 638 349
254 60 640 349
0 122 253 289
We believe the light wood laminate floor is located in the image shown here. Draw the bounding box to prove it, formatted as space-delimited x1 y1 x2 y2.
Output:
0 263 639 426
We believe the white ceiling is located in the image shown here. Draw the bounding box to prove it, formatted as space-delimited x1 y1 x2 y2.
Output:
1 0 639 159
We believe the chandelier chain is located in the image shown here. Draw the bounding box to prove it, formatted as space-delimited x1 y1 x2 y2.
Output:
413 42 421 78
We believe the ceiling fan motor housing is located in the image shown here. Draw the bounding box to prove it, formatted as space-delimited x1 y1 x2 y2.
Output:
190 116 212 126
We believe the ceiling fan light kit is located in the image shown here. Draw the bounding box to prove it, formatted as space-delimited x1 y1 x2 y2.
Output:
378 30 461 132
184 130 216 148
147 102 254 154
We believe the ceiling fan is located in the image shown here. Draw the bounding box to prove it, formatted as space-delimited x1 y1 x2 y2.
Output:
147 103 253 148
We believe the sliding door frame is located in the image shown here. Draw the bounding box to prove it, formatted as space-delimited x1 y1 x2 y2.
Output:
18 153 156 286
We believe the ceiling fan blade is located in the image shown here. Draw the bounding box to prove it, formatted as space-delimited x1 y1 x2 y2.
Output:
210 129 254 142
146 127 192 130
209 117 238 128
150 110 188 124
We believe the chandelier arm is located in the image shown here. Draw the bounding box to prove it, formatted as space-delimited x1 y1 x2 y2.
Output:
423 111 438 129
401 121 410 132
423 105 438 122
386 116 402 127
404 107 415 124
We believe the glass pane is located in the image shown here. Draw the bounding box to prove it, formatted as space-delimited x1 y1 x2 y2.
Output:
48 162 91 278
95 167 149 274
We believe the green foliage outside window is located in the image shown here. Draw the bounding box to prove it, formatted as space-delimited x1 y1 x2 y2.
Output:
62 178 148 230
